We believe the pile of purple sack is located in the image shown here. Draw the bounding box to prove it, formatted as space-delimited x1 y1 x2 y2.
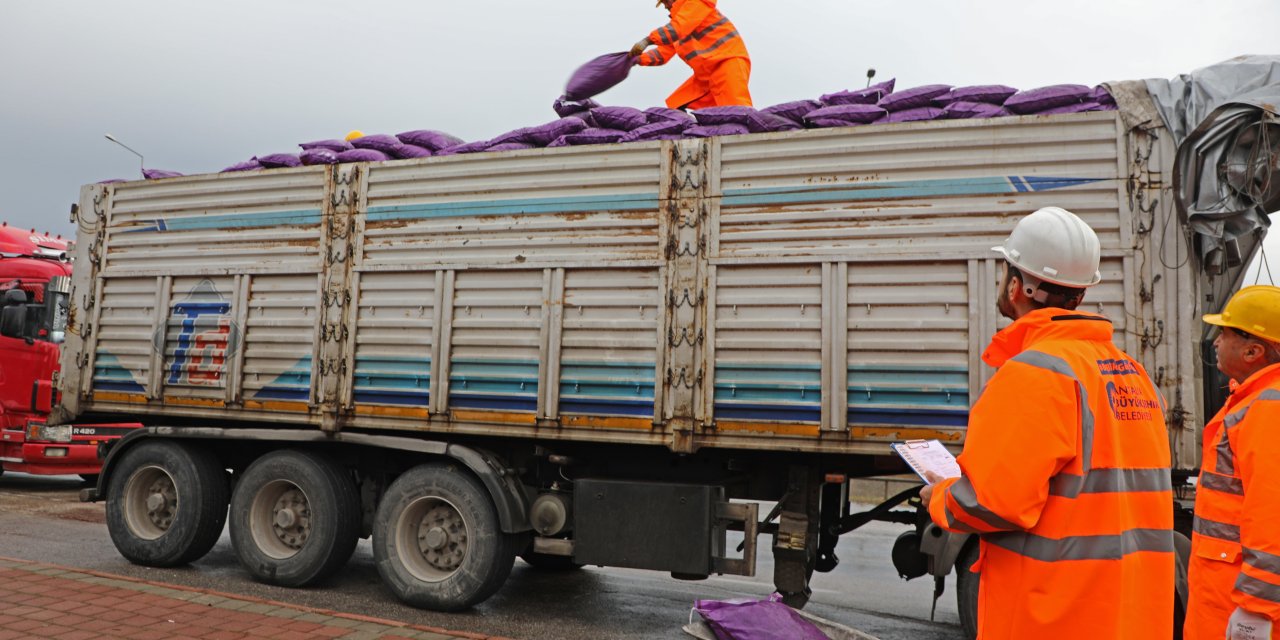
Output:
199 80 1115 176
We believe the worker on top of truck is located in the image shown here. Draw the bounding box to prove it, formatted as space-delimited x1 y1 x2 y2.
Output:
1187 285 1280 640
628 0 752 109
919 207 1174 639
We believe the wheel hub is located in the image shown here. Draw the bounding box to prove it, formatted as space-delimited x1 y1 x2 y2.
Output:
270 488 311 550
417 504 466 572
144 479 176 530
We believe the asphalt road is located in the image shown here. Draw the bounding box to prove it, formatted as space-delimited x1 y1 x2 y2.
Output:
0 472 963 640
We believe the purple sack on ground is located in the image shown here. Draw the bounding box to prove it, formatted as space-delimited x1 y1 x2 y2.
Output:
1092 85 1117 106
564 52 634 101
391 144 433 159
943 101 1011 120
554 96 602 118
486 142 535 152
299 149 338 165
1002 84 1092 114
619 119 692 142
350 134 404 155
524 117 589 146
878 84 953 111
299 139 353 153
820 78 896 106
221 160 263 173
883 106 946 123
1033 101 1105 115
761 100 822 124
554 128 628 146
684 123 749 138
589 106 649 131
803 104 887 126
396 130 464 152
258 153 302 168
436 140 493 156
694 597 829 640
645 107 694 124
142 168 183 179
934 84 1018 106
336 149 390 163
692 105 756 126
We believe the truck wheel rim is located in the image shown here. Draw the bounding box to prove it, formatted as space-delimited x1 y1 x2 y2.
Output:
250 480 311 559
122 465 177 540
396 496 468 582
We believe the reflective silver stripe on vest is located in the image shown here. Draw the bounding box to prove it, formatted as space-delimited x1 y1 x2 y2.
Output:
665 25 678 44
1245 547 1280 575
1049 468 1172 498
1215 426 1237 475
1194 515 1242 542
1010 350 1095 479
948 477 1021 531
1236 572 1280 604
656 24 673 44
1199 470 1244 495
987 528 1174 562
681 30 740 61
943 502 985 535
680 14 729 43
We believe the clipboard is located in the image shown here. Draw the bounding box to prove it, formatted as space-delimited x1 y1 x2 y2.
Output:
891 439 961 484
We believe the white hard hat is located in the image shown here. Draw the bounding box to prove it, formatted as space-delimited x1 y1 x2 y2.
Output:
993 207 1101 288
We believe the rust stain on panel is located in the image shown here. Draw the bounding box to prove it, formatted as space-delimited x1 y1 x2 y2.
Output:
849 426 963 442
92 392 147 405
451 409 537 425
163 396 226 409
559 415 655 431
354 405 430 419
244 400 312 413
715 421 822 437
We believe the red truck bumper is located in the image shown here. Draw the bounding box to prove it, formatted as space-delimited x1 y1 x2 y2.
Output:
1 424 137 476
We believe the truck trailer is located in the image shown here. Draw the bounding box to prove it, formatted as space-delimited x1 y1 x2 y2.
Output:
29 57 1279 635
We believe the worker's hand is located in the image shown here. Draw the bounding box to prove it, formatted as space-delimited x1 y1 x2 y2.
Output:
629 37 652 58
1226 608 1272 639
918 471 944 505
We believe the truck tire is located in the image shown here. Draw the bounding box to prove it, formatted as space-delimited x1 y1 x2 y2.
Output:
955 539 980 640
105 440 228 567
229 450 361 588
373 463 518 611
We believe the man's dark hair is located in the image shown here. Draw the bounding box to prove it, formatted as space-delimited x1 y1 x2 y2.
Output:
1007 265 1086 310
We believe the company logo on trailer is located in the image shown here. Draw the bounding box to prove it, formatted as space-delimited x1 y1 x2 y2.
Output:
156 279 240 386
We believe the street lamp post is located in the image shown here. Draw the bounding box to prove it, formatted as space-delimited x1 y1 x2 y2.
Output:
104 134 145 177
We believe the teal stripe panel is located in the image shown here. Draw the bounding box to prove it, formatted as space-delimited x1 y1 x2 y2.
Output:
450 359 539 396
560 361 655 400
715 363 821 403
267 356 314 388
354 356 431 390
130 208 323 233
366 193 659 222
722 177 1104 208
847 365 969 407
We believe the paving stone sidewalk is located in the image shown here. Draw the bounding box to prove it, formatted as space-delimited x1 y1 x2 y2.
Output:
0 556 513 640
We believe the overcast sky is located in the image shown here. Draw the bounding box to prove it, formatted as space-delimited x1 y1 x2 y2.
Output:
1 0 1276 245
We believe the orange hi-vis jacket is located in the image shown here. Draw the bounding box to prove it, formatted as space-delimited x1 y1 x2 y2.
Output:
1186 363 1280 639
927 308 1174 639
636 0 751 108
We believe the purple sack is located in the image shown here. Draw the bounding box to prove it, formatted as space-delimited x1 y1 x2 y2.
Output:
805 117 872 129
619 119 692 142
589 106 649 131
258 153 302 168
694 596 828 640
1092 85 1117 106
1033 101 1105 115
1002 84 1092 114
350 134 404 155
299 149 338 165
761 100 822 124
552 128 628 146
943 101 1011 120
820 78 896 106
486 142 535 152
97 178 128 183
645 107 694 124
803 104 887 126
564 52 634 101
336 149 390 163
554 96 602 118
489 127 533 146
692 106 756 126
396 130 464 152
391 144 433 159
883 106 946 123
221 160 263 173
684 123 749 138
436 140 493 156
524 117 589 147
878 84 953 111
299 139 353 153
745 111 802 133
933 84 1018 106
142 168 183 179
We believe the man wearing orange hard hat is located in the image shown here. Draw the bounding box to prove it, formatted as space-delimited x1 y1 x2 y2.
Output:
628 0 752 109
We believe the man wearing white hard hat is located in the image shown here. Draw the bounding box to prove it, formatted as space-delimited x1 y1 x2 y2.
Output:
920 207 1175 638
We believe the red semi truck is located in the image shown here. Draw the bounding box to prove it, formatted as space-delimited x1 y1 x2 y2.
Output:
0 222 135 480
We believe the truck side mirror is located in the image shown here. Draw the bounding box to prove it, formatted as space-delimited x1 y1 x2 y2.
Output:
0 305 26 339
2 289 27 306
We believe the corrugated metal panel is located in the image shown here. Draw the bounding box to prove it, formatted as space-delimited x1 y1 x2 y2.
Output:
352 272 434 408
240 275 317 404
559 268 661 417
447 270 545 413
360 147 664 270
102 170 326 276
91 277 155 398
160 276 236 400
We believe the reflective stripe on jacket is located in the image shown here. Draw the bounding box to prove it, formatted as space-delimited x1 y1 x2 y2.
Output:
636 0 749 76
927 308 1174 639
1186 363 1280 639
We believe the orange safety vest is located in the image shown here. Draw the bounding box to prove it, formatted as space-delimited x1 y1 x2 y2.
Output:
927 308 1174 639
1185 363 1280 639
635 0 750 108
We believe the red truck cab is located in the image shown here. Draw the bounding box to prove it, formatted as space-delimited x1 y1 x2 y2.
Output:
0 222 136 479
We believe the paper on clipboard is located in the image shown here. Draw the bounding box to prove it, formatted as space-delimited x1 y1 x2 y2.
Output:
891 439 961 484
